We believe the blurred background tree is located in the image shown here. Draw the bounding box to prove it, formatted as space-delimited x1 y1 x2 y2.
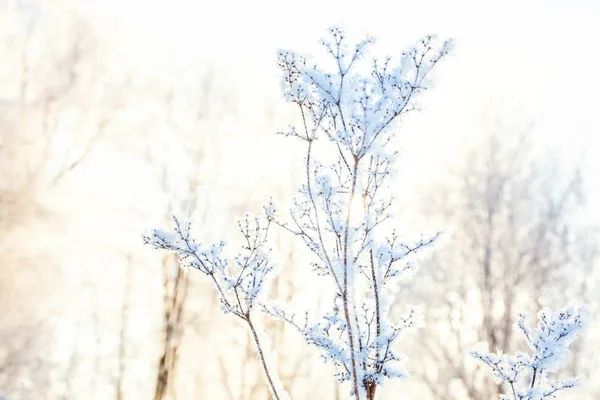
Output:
405 113 599 399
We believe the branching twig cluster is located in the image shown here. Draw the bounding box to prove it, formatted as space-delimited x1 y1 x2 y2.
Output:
144 215 288 399
470 305 588 400
268 26 449 399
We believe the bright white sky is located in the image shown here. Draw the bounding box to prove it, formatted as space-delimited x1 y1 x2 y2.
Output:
88 0 600 219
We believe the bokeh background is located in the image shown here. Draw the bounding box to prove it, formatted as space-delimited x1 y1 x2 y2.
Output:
1 0 599 399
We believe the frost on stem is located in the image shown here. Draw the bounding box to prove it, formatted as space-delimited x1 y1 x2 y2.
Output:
143 215 290 400
470 305 589 400
269 25 451 399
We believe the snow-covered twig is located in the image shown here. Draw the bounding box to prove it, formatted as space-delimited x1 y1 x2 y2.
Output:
144 215 289 400
470 305 589 400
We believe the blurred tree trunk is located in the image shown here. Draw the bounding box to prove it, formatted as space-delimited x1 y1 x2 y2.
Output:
153 254 190 400
116 255 133 400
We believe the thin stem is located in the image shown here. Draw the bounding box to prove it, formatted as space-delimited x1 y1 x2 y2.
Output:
304 136 341 291
531 367 537 389
247 316 282 400
343 157 361 399
510 382 517 400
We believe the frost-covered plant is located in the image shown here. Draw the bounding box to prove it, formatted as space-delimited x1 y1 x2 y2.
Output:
144 215 289 400
266 26 450 399
144 26 451 400
470 305 588 400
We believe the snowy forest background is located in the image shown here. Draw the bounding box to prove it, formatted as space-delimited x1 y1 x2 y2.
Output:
1 0 599 399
